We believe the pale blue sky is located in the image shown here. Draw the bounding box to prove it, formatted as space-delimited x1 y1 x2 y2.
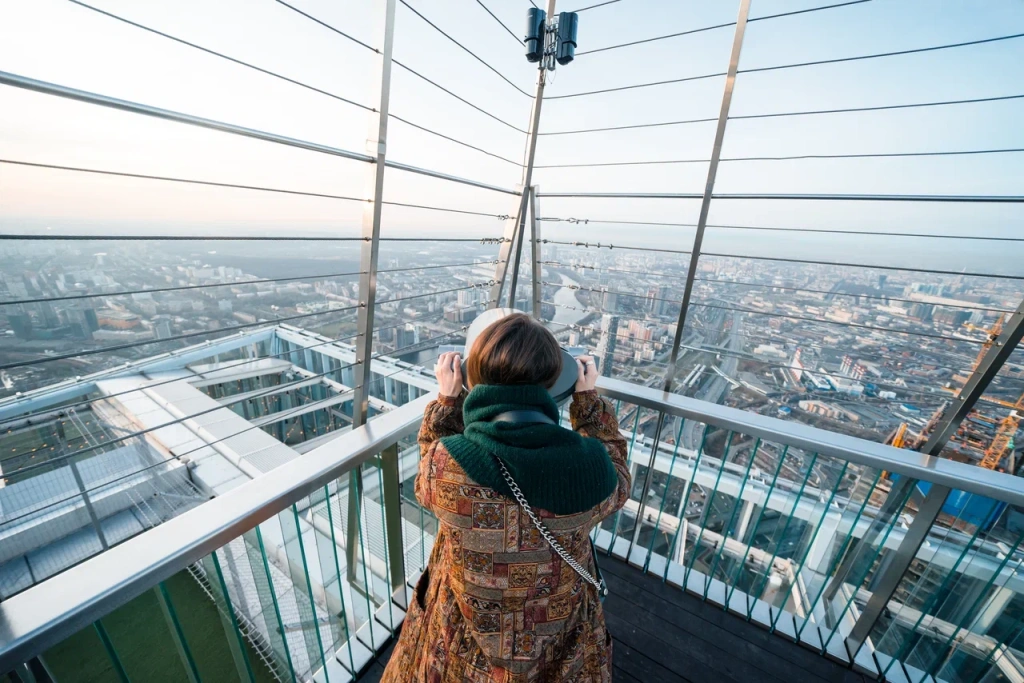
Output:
0 0 1022 271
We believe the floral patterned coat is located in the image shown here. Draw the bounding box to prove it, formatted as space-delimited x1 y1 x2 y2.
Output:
381 390 630 683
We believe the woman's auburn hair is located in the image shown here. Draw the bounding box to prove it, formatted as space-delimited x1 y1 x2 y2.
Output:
466 313 563 388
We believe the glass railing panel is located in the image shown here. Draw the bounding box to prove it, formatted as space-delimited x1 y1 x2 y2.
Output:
603 401 652 555
863 496 1024 683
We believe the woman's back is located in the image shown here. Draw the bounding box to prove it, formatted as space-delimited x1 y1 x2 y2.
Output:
381 314 630 682
384 389 629 682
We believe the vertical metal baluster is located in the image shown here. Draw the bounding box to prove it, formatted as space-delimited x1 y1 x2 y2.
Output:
607 405 643 555
290 505 330 681
94 621 130 683
795 469 882 641
684 430 734 592
725 445 788 609
706 437 761 591
747 453 819 621
642 418 686 572
662 424 711 583
321 485 356 673
155 582 202 683
375 456 396 632
628 412 669 561
208 552 257 683
770 461 849 634
252 527 297 683
380 444 407 594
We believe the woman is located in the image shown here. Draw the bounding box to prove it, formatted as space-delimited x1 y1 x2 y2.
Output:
382 313 630 683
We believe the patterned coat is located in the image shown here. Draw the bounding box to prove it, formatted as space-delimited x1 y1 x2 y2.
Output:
381 390 630 683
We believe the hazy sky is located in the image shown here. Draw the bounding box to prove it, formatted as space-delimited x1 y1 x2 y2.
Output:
1 0 1022 271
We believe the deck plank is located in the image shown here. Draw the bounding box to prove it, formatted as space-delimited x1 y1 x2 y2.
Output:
358 556 874 683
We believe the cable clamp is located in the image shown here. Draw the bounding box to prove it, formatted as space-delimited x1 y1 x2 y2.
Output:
567 217 590 224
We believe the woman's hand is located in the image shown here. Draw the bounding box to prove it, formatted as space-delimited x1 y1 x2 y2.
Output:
435 352 463 398
575 354 598 392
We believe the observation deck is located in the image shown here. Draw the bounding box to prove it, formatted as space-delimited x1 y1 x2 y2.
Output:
2 1 1024 682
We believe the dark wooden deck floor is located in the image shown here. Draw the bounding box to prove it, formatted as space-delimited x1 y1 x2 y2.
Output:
359 557 873 683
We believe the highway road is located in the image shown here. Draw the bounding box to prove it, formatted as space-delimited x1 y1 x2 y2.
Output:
682 311 744 451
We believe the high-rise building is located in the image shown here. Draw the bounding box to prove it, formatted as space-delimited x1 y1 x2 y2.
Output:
596 314 619 377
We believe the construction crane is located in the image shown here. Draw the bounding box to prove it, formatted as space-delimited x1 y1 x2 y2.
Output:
980 394 1024 471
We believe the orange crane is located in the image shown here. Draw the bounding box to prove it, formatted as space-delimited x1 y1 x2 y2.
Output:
980 394 1024 471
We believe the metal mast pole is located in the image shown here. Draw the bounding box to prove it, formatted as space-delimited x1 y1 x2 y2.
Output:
491 0 557 309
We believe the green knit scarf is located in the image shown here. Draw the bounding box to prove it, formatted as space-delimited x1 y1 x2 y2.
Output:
440 384 617 515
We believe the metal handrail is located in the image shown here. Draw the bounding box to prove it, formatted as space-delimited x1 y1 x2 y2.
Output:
0 393 431 672
6 376 1024 671
596 377 1024 507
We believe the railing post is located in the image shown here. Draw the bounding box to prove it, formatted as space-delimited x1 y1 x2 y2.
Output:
662 0 750 392
839 297 1024 658
627 0 750 566
380 443 407 594
529 185 543 318
349 0 397 583
490 0 556 309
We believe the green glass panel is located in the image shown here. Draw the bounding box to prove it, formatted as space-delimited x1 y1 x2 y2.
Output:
41 618 128 682
244 527 297 682
724 443 789 609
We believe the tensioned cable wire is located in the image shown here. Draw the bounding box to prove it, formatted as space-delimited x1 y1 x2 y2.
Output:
541 306 976 379
550 33 1024 100
0 233 364 242
540 214 1024 242
541 310 978 394
538 93 1024 136
474 0 522 46
0 160 513 220
739 32 1024 76
540 217 697 228
378 282 496 306
0 304 360 372
539 261 1013 313
575 0 870 56
574 0 621 13
389 114 522 166
0 300 490 429
65 1 519 167
704 222 1024 241
0 261 486 309
0 269 364 307
272 0 378 53
391 59 527 133
65 0 372 112
540 239 692 255
398 0 531 98
543 239 1024 278
690 302 986 344
545 70 726 100
699 251 1024 280
534 147 1024 168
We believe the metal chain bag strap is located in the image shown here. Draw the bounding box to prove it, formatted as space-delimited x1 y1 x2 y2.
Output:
494 456 609 601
